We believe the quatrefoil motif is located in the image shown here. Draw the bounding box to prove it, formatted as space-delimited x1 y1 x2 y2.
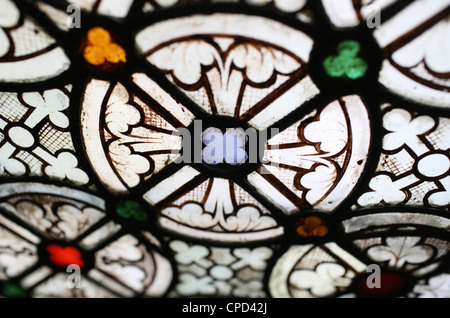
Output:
202 127 248 166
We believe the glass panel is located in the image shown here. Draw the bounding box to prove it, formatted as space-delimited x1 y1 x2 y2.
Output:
342 212 450 234
31 273 116 298
375 0 450 107
321 0 360 27
249 95 370 214
67 0 134 18
9 18 55 57
79 221 122 250
97 0 134 18
359 0 399 18
355 236 449 275
81 76 194 194
20 266 53 289
135 13 319 130
322 0 400 27
0 0 70 83
0 225 38 279
268 243 367 298
0 88 89 185
0 181 173 297
94 234 173 297
162 178 281 242
144 166 283 242
356 105 450 209
0 182 104 240
0 213 40 244
411 273 450 298
0 0 448 300
167 239 273 297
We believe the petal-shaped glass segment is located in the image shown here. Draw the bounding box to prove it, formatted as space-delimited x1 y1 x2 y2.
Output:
374 0 450 107
81 74 195 194
144 166 283 243
0 0 70 83
321 0 401 28
0 182 104 241
143 0 313 23
248 95 370 214
411 273 450 298
269 243 367 298
341 210 450 290
136 13 319 130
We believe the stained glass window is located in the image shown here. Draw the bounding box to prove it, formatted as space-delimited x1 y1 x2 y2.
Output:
0 0 449 301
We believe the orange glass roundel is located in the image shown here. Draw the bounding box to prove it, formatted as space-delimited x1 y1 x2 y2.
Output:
82 27 126 69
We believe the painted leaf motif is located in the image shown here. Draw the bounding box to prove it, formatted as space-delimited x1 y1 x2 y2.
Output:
290 263 351 297
169 240 212 267
413 274 450 298
367 237 434 268
94 235 149 292
55 205 104 240
22 89 70 129
383 109 435 152
177 273 215 295
232 247 273 270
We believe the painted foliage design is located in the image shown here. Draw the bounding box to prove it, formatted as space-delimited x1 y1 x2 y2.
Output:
0 0 448 298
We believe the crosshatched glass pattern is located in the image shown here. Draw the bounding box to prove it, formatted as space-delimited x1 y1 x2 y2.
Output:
0 0 449 298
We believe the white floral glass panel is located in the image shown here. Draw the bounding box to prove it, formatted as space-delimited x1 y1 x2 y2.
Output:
0 88 89 185
375 0 450 107
136 13 319 130
249 95 370 214
269 243 367 298
32 273 116 298
168 239 273 297
356 105 450 209
0 183 104 240
144 167 283 243
0 0 448 300
0 0 70 83
81 76 194 193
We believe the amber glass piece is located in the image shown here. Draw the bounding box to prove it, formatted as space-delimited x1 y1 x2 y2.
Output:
82 27 126 68
296 216 329 237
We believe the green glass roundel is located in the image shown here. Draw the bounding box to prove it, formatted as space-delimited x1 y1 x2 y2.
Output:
2 283 27 298
116 200 148 222
323 40 368 79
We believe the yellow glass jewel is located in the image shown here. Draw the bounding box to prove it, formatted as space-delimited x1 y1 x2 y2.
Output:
83 27 126 67
296 216 329 237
